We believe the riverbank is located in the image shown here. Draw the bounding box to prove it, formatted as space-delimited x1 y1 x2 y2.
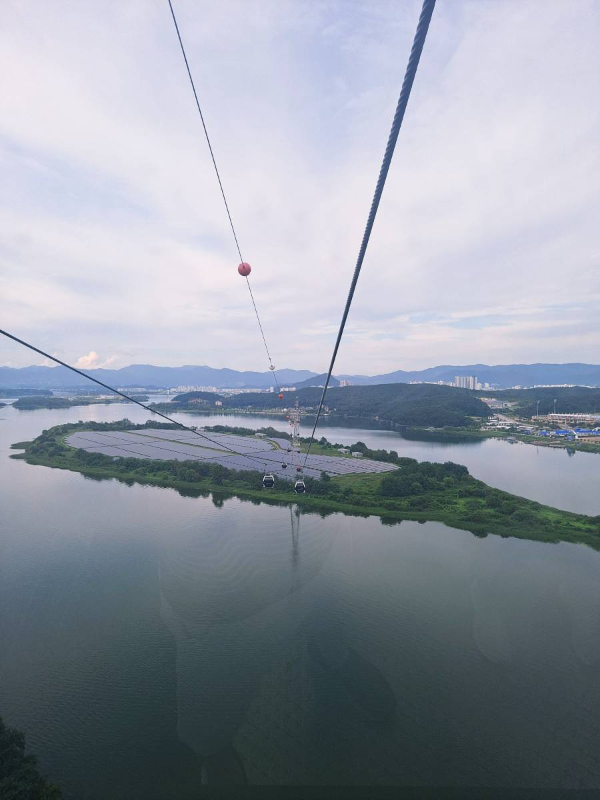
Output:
11 422 600 550
407 424 600 455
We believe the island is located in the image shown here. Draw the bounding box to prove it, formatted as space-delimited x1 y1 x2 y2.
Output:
11 421 600 551
12 394 149 410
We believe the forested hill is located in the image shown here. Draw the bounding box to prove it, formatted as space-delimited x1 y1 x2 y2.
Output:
486 386 600 417
171 383 492 428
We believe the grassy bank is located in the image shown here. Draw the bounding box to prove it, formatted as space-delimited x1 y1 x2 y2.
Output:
10 421 600 551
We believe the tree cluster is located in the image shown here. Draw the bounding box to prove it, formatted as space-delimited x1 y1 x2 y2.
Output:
0 715 62 799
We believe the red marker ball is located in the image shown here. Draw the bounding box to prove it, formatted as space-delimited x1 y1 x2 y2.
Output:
278 393 284 400
238 262 251 276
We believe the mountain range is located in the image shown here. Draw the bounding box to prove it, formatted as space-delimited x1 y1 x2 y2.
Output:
3 362 600 390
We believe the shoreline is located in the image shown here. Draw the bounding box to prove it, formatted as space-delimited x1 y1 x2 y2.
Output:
10 422 600 551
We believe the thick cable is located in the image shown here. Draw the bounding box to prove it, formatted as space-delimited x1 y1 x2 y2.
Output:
303 0 436 466
0 328 270 467
166 0 280 391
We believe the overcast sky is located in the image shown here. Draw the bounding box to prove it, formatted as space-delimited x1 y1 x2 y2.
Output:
1 0 599 374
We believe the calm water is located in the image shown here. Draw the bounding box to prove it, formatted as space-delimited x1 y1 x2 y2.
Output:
1 403 600 795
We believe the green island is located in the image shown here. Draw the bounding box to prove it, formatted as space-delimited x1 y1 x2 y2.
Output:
12 394 148 410
11 421 600 551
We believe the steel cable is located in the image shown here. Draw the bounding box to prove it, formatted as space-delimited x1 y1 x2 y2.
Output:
166 0 280 391
303 0 436 466
0 328 273 467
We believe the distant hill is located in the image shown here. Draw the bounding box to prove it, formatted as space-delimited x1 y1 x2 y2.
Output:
340 363 600 388
3 362 600 390
0 364 317 390
293 373 340 389
168 383 492 428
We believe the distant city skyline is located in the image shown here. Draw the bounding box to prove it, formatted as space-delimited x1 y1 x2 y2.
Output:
1 1 599 372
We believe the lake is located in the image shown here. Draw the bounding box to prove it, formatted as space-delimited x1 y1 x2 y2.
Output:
1 402 600 795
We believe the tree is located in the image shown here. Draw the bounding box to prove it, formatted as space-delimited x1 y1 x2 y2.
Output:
0 716 62 799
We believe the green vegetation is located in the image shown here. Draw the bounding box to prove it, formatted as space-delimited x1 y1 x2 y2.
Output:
0 715 62 799
11 421 600 550
478 386 600 418
13 396 110 410
12 395 147 410
204 424 291 440
162 383 492 428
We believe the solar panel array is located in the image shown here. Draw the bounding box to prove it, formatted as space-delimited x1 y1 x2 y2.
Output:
65 429 397 481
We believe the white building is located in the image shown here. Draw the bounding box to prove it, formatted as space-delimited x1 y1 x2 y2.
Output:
454 375 480 390
351 451 363 458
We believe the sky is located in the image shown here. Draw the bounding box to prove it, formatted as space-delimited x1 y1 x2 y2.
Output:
1 0 599 375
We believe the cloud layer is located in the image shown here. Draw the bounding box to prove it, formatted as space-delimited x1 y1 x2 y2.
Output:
1 0 599 372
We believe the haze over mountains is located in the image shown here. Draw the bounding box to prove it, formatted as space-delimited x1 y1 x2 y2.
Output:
3 363 600 390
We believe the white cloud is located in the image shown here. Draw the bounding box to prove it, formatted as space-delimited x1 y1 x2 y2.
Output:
0 0 599 373
74 351 118 370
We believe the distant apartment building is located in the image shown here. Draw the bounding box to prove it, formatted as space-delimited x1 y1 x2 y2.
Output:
453 375 480 390
338 379 352 387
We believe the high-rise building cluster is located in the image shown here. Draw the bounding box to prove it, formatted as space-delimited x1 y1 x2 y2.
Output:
454 375 480 390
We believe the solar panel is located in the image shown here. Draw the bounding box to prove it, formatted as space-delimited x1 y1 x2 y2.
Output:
64 431 397 479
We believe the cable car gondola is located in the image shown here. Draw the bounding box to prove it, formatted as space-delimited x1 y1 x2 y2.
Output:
263 473 275 489
294 479 306 494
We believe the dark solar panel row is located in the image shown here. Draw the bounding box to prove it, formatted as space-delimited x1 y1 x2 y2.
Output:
65 431 397 480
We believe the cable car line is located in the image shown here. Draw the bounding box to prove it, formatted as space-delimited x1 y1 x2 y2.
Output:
0 328 270 467
302 0 436 467
166 0 281 393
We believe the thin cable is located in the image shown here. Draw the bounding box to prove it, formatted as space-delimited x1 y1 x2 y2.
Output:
303 0 436 466
166 0 280 391
0 328 269 467
245 276 279 389
166 0 242 262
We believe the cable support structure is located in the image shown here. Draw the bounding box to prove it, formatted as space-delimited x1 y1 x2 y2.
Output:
303 0 436 467
0 328 272 468
166 0 280 392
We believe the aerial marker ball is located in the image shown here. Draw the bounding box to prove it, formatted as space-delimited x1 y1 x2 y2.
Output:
278 393 284 400
238 262 251 276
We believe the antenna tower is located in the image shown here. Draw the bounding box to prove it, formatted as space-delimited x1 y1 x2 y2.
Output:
289 398 301 450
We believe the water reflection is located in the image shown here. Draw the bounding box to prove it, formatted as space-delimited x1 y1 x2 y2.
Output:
158 504 330 782
157 502 401 786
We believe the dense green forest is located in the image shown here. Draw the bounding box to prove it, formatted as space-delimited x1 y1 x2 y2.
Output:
12 422 600 549
169 383 492 428
12 396 107 410
482 387 600 417
0 715 62 799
